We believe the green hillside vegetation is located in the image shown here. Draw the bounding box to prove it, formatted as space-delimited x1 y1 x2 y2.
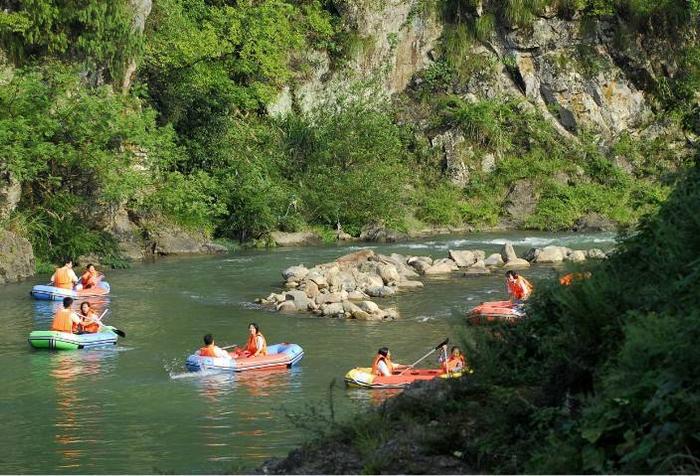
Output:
274 151 700 474
0 0 697 267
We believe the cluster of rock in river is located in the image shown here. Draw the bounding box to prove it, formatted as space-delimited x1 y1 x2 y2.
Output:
257 244 607 320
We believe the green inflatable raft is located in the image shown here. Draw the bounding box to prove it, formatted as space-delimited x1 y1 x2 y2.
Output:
28 328 119 350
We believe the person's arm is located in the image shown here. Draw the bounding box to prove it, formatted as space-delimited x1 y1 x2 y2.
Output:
376 360 392 377
50 272 56 284
253 335 264 356
214 346 232 359
69 269 79 284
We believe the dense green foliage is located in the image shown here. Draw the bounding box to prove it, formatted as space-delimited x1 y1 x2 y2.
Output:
283 153 700 474
0 0 697 268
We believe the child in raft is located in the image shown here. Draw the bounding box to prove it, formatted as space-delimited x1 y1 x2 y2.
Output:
79 263 103 290
197 334 232 359
439 345 468 373
78 301 102 333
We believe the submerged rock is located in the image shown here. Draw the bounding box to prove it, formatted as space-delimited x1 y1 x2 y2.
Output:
0 230 35 284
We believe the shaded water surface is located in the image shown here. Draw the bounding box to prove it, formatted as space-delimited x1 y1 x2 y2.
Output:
0 231 614 473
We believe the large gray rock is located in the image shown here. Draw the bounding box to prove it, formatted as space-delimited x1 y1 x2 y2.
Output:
524 248 541 262
504 180 537 225
365 285 396 298
534 246 566 263
270 231 322 247
277 301 298 313
359 223 406 243
407 256 434 275
500 242 519 262
282 265 308 282
0 230 35 284
149 223 224 256
425 258 459 275
503 258 531 269
305 269 328 289
321 302 345 317
398 280 424 289
448 250 476 267
484 253 505 267
586 248 607 259
336 249 375 265
566 250 587 262
573 213 617 232
377 263 401 285
316 292 345 305
285 290 311 311
358 301 380 313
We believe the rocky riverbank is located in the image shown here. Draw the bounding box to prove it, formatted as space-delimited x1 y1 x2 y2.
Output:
257 243 606 319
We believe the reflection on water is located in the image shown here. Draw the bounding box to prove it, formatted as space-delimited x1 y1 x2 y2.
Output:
49 351 116 471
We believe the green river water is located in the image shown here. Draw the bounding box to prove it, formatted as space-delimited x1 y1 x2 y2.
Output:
0 232 615 474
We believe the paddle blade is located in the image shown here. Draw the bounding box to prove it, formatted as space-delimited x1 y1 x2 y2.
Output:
434 338 449 350
114 329 126 338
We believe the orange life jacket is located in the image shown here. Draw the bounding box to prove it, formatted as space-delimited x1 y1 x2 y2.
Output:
509 276 533 300
80 310 100 333
54 266 73 290
560 272 589 286
199 345 218 357
371 354 394 376
445 355 466 373
245 332 268 356
51 308 76 333
81 270 98 289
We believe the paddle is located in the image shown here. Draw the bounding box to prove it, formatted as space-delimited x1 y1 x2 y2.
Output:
87 309 126 338
398 338 449 376
221 344 238 350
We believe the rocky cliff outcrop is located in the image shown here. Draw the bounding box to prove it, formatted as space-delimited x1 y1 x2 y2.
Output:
0 230 35 284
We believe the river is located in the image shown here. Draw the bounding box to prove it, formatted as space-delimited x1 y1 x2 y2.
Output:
0 231 614 473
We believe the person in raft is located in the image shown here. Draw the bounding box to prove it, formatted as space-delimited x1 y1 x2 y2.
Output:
231 323 268 358
78 302 102 334
505 270 533 305
440 345 467 373
196 334 232 359
371 347 410 377
51 258 79 290
80 264 103 290
51 297 83 334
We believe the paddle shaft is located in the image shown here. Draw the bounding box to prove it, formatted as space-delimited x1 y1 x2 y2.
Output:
398 338 449 376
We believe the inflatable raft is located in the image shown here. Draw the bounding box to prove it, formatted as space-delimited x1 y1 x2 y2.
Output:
185 343 304 372
344 367 464 389
30 281 110 301
468 300 525 325
28 327 119 350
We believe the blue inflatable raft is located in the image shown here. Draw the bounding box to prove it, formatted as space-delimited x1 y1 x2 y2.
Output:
186 343 304 372
30 281 111 301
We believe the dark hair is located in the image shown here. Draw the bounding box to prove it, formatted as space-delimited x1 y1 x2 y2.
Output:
86 263 94 270
203 334 214 346
248 322 259 333
62 297 74 308
80 301 90 311
378 347 389 357
505 270 518 278
64 257 73 265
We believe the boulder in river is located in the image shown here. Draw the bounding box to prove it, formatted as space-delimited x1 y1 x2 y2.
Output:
484 253 504 267
282 265 309 282
533 245 566 263
424 258 458 275
586 248 607 259
566 250 587 262
500 242 519 263
448 250 476 267
503 258 530 269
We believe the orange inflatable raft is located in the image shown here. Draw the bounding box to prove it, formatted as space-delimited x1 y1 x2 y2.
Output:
344 367 464 389
468 300 526 325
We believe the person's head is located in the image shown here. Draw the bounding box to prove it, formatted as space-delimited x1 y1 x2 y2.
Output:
62 297 74 309
80 302 91 314
203 334 214 346
248 323 259 335
450 346 462 357
63 258 73 268
378 347 390 358
505 270 517 281
86 264 96 273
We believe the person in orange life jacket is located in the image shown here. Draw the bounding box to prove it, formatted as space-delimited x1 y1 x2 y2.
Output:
231 323 268 358
505 270 533 304
196 334 232 359
80 264 102 289
51 258 79 290
51 297 82 333
439 345 467 373
78 301 101 334
371 347 409 377
559 271 592 286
